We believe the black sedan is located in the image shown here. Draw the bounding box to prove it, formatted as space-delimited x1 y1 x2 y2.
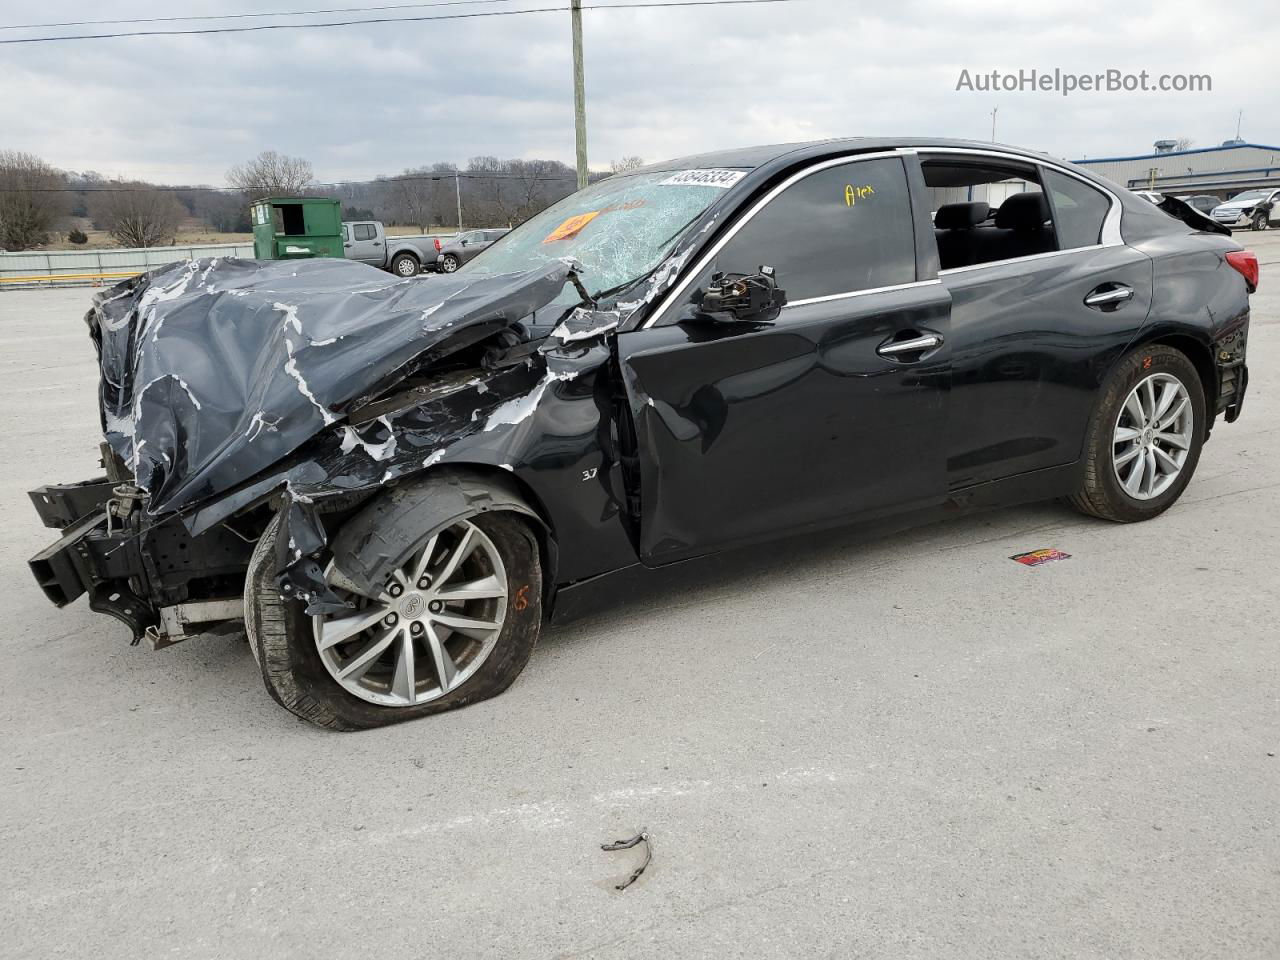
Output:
28 138 1256 730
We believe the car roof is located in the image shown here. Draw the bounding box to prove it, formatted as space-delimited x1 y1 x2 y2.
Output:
634 137 1061 174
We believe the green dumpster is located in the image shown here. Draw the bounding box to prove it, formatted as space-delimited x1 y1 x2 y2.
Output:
250 197 344 260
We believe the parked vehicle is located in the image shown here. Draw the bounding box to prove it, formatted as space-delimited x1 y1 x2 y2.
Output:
1176 194 1221 214
1210 188 1280 230
343 220 446 276
435 229 509 273
29 138 1255 730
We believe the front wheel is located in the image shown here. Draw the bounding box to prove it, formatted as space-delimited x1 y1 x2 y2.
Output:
440 254 460 273
1252 212 1270 231
1068 344 1206 523
245 509 542 730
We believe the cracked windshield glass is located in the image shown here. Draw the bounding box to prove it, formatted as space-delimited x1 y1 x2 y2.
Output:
461 169 741 303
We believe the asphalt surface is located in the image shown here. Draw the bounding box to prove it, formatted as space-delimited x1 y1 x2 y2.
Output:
2 234 1278 960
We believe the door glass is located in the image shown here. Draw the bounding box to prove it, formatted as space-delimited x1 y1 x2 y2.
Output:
706 157 916 302
1042 169 1110 249
353 223 376 242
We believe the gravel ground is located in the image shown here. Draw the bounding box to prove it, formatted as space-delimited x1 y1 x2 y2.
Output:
2 234 1278 960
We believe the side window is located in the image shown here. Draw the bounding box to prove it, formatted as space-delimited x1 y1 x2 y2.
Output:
1042 169 1110 249
706 157 916 303
352 223 376 242
341 224 349 242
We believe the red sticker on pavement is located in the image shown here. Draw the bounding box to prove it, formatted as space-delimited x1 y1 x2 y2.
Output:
1010 548 1072 567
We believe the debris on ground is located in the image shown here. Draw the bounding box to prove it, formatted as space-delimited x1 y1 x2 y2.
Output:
601 829 651 890
1010 548 1072 567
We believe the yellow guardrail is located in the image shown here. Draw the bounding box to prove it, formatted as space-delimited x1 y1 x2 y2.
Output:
0 270 143 285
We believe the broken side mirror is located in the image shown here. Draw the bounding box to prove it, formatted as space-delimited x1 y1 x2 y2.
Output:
689 266 786 325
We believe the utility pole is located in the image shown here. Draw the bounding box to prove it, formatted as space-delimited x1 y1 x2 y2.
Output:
990 105 998 142
571 0 588 190
455 172 463 231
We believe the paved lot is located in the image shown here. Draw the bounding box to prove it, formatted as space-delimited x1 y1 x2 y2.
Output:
2 235 1279 960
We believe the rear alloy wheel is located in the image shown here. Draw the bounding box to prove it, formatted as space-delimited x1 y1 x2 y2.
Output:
1068 344 1206 522
245 508 542 730
1110 373 1193 501
440 254 460 273
391 253 420 277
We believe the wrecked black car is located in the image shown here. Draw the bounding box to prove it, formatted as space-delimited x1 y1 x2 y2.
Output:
29 138 1255 730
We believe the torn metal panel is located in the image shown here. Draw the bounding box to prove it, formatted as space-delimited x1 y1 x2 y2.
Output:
89 256 578 517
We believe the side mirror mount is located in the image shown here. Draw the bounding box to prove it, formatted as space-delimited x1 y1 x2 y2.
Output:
689 266 786 325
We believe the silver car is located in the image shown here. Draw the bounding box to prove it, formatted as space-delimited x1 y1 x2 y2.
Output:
435 229 509 273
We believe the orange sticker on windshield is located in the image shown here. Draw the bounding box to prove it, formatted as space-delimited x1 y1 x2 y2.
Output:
543 211 600 243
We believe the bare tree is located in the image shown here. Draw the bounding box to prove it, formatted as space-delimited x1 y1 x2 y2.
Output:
507 159 574 222
610 156 644 174
1173 137 1195 151
383 167 438 232
226 150 314 197
90 185 185 247
0 150 67 251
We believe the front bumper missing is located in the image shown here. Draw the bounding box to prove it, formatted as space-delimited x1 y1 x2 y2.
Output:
27 478 249 647
28 480 157 641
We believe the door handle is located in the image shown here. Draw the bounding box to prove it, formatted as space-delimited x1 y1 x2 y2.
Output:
1084 283 1134 308
877 333 943 358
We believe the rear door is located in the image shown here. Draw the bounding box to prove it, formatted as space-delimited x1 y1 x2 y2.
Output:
922 153 1154 489
615 153 952 565
346 222 384 264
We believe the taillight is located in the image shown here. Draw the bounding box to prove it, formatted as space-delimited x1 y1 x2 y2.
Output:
1226 250 1259 292
434 237 441 252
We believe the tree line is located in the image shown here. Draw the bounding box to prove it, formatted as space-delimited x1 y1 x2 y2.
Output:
0 149 644 252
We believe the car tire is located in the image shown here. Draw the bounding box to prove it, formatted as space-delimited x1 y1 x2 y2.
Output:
440 254 460 273
1067 344 1206 523
244 505 542 731
391 253 420 277
1251 212 1269 231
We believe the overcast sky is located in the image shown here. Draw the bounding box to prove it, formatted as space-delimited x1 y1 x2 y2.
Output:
0 0 1275 185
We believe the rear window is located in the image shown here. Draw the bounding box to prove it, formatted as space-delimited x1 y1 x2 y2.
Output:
352 223 376 241
1043 170 1110 249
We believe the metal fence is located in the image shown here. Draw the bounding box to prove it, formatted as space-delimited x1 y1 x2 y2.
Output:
0 242 255 290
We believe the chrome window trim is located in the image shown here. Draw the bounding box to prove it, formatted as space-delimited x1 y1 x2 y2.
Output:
637 145 1126 330
937 244 1107 276
639 150 908 329
786 278 942 308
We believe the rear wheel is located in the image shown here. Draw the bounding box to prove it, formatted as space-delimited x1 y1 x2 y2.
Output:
1068 344 1206 522
391 253 420 277
440 254 460 273
245 509 542 730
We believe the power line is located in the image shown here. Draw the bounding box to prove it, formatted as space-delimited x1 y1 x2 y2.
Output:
1 172 593 194
0 0 795 44
0 0 530 32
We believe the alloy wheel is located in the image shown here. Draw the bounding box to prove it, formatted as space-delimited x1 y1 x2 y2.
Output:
395 257 418 277
441 256 458 273
313 519 508 707
1111 372 1194 501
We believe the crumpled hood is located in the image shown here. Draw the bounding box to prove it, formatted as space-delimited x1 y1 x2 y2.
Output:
89 256 576 516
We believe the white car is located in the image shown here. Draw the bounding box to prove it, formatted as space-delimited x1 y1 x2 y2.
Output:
1210 188 1280 231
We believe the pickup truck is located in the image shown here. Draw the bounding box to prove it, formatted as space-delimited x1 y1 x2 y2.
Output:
342 221 449 277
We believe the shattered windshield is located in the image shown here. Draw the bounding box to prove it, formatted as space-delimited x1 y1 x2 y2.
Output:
460 169 741 300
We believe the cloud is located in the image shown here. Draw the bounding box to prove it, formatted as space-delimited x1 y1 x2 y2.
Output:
0 0 1274 184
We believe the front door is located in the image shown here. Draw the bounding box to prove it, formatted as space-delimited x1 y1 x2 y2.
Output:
346 222 383 264
616 154 951 565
